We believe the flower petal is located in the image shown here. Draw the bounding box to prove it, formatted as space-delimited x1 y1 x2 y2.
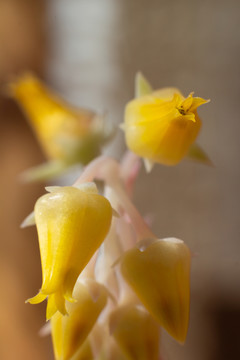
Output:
187 143 213 166
35 186 112 296
20 211 35 228
110 304 160 360
27 184 112 319
51 281 108 360
120 238 191 343
135 72 153 98
26 291 47 305
124 79 209 166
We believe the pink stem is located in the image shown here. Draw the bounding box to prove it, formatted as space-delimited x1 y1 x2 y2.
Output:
112 182 155 240
74 155 108 185
74 156 156 241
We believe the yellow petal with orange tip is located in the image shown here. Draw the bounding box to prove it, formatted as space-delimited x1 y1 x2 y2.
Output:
120 238 191 343
51 280 108 360
109 304 160 360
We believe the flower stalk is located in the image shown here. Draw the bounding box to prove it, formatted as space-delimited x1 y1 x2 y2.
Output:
18 72 210 359
74 154 156 241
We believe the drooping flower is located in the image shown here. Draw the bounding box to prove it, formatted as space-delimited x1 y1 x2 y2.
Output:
23 155 197 358
123 73 209 170
109 304 160 360
9 73 113 181
73 157 191 345
26 182 112 319
51 279 108 360
120 237 191 343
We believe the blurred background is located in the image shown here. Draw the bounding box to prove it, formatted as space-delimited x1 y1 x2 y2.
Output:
0 0 239 359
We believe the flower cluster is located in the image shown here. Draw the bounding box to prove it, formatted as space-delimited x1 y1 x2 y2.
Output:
19 73 210 360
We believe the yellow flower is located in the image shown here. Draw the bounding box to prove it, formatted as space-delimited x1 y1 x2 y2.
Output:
51 280 108 360
109 304 160 360
26 182 112 319
9 73 112 181
120 238 191 343
123 73 209 168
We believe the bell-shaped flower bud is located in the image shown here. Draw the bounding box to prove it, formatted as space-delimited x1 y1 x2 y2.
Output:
51 280 108 360
123 77 209 168
120 238 191 343
72 339 93 360
9 73 113 181
26 183 112 319
109 304 160 360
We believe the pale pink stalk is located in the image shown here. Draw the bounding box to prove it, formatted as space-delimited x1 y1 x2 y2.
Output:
74 156 156 241
120 151 142 196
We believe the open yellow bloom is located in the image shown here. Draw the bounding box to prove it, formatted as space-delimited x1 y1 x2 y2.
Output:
27 183 112 319
51 280 108 360
9 73 112 181
120 238 191 343
124 74 209 168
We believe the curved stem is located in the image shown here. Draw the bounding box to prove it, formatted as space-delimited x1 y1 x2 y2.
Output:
74 155 108 185
74 156 156 241
111 182 155 241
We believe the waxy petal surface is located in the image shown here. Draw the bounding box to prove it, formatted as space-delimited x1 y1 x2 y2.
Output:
110 304 160 360
121 238 191 342
51 281 108 360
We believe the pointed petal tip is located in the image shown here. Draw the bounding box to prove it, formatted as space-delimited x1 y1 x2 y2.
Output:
143 158 154 173
46 311 56 322
187 143 213 167
38 322 51 337
73 182 98 193
20 211 35 228
135 71 146 87
45 186 61 193
46 302 68 321
64 293 77 303
135 72 153 98
26 292 47 304
172 328 188 344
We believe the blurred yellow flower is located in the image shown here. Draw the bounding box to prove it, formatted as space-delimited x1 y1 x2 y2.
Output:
120 238 191 343
123 73 209 169
9 73 112 181
51 280 108 360
109 304 160 360
27 183 112 319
